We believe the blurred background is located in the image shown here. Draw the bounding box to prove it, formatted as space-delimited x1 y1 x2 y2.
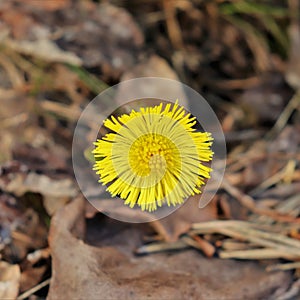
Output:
0 0 300 299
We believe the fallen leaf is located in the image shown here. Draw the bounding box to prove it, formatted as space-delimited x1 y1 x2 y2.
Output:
20 264 47 293
5 38 82 65
48 196 292 300
55 2 144 74
0 261 21 299
2 171 76 197
117 55 189 109
157 195 218 241
12 144 71 178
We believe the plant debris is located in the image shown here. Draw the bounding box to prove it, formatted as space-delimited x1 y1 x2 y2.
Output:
0 0 300 299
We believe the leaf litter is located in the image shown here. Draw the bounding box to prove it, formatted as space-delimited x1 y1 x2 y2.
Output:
0 0 299 299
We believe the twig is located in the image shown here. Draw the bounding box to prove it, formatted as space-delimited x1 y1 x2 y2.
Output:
192 221 300 251
221 240 257 251
274 278 300 300
249 165 289 196
222 178 300 223
219 248 298 260
0 52 24 89
275 194 300 216
182 235 215 257
266 91 300 140
135 240 188 255
0 113 28 129
250 160 298 196
17 278 51 300
216 228 300 257
192 220 300 234
39 100 81 121
210 76 260 90
266 262 300 272
11 231 33 244
236 226 300 249
162 0 183 49
250 194 300 225
27 248 51 264
192 220 300 258
227 151 300 172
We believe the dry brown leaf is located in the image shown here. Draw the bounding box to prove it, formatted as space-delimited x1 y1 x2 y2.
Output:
157 195 218 241
118 55 188 109
5 38 82 65
0 261 21 299
1 170 76 198
0 160 77 216
0 161 78 219
19 265 47 293
47 196 293 300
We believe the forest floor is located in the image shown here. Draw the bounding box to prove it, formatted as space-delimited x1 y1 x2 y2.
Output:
0 0 300 299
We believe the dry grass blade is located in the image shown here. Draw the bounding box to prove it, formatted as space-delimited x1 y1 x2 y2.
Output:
219 248 299 260
182 235 215 257
139 218 300 259
223 15 271 72
249 163 291 196
236 226 300 249
266 262 300 272
17 278 51 300
266 91 300 140
39 100 81 122
191 220 300 259
0 53 24 89
135 240 188 255
216 228 300 257
0 113 28 130
222 179 300 222
221 239 258 251
250 194 300 225
162 0 183 49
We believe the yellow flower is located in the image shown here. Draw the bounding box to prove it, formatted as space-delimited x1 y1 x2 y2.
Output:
92 101 213 212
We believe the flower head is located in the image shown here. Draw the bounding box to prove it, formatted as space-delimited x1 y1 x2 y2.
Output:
93 101 213 212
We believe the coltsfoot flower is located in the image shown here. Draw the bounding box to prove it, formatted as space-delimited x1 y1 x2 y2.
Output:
92 101 213 212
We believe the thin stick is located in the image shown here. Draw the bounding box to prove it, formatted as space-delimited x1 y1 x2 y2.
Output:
219 248 298 260
217 228 300 256
266 91 300 139
192 220 300 235
192 220 252 230
249 166 287 196
250 194 300 225
11 231 33 244
236 226 300 249
17 278 51 300
192 220 283 232
135 240 188 255
192 221 300 257
182 236 215 257
222 179 300 223
162 0 183 49
221 240 257 251
266 262 300 272
40 100 81 121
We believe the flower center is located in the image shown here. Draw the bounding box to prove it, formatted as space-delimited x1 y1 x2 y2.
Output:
129 133 179 177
